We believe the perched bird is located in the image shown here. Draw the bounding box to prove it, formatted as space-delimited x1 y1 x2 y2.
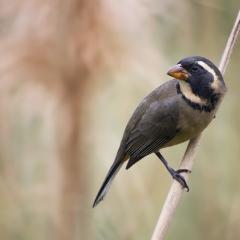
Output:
93 56 226 208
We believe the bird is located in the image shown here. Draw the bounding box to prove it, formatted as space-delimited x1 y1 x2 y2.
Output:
93 56 227 208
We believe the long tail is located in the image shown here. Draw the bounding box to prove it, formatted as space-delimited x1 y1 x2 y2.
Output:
92 160 124 208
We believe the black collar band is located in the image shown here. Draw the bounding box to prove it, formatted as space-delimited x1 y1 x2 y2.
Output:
176 83 219 112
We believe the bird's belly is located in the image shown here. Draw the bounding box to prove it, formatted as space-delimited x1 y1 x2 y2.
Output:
163 129 199 147
163 108 215 148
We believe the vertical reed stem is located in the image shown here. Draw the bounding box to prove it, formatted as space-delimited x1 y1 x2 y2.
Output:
151 10 240 240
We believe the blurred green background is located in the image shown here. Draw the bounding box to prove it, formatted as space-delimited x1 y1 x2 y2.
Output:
0 0 239 239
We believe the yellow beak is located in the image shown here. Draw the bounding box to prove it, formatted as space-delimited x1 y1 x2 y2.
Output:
167 64 189 81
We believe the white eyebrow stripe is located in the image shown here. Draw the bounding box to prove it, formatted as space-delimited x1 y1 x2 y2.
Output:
197 61 218 81
197 60 221 91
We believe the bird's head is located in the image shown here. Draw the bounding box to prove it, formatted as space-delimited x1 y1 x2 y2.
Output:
167 56 227 101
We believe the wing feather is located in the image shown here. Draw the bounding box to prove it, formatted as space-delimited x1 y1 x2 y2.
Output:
118 80 180 169
125 134 175 169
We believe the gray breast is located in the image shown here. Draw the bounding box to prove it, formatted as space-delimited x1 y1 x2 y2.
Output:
164 95 216 147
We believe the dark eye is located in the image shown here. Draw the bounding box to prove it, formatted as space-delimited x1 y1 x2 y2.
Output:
191 66 199 72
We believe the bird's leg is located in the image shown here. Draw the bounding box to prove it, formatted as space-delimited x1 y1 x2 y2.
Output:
155 152 191 191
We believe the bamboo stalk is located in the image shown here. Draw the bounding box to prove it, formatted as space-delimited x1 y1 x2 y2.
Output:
151 10 240 240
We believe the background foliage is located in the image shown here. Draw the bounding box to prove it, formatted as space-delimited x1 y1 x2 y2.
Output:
0 0 239 239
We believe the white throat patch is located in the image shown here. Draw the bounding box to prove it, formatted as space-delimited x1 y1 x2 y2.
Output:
197 60 221 91
179 81 207 105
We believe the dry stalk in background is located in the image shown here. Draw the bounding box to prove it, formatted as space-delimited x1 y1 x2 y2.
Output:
0 1 125 239
151 10 240 240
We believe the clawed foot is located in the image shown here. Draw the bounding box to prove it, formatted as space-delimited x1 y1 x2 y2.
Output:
170 168 191 191
154 152 191 191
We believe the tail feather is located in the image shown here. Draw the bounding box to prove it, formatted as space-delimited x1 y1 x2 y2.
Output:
92 160 124 208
